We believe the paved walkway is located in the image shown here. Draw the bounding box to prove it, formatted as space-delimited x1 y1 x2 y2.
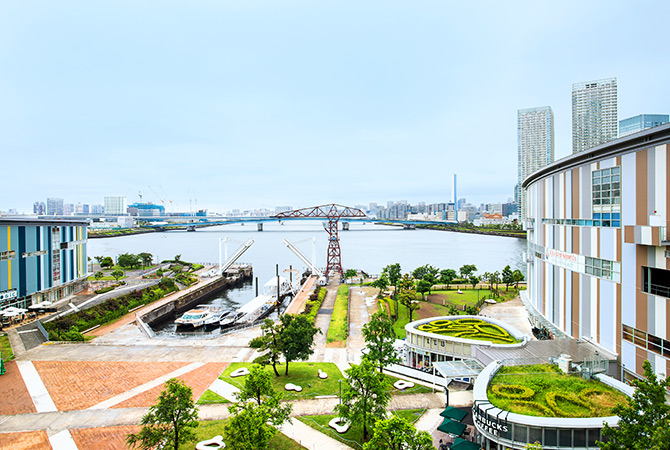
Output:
285 275 317 315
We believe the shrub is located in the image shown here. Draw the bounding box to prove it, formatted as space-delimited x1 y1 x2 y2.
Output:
546 392 595 417
491 384 535 400
95 286 115 294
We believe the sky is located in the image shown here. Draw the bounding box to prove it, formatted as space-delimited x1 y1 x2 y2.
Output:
2 1 669 214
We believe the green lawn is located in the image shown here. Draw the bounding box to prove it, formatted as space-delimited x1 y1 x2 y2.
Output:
383 372 434 395
181 419 306 450
297 409 425 449
0 334 14 361
327 285 349 343
488 364 629 418
220 362 345 400
197 389 229 404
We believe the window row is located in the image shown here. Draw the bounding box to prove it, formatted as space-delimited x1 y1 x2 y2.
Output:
542 218 621 228
622 324 670 358
642 267 670 298
585 257 616 279
0 250 16 261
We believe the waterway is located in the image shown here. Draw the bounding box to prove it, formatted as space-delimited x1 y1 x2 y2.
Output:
88 222 526 336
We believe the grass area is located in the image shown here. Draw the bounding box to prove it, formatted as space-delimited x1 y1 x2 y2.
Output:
0 334 14 361
297 408 425 449
220 362 345 400
197 389 229 404
488 364 629 418
382 372 434 395
181 419 306 450
417 318 520 344
327 285 349 343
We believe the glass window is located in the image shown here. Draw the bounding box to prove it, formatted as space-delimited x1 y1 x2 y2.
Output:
574 429 586 447
529 427 542 445
514 425 528 443
544 428 558 446
559 429 572 447
587 429 600 446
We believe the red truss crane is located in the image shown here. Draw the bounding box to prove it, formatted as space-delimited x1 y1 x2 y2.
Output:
272 204 367 279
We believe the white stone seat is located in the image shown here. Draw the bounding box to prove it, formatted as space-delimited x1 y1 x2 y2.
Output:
285 383 303 392
196 435 225 450
394 380 415 390
328 417 351 433
318 369 328 379
230 367 250 378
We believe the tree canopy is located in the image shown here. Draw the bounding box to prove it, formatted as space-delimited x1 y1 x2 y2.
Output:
249 319 283 376
362 310 401 372
224 396 292 450
439 269 457 287
126 378 199 450
363 415 435 450
459 264 477 279
117 252 140 268
279 313 320 375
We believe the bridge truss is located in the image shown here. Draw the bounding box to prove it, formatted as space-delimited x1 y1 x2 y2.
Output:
272 204 367 279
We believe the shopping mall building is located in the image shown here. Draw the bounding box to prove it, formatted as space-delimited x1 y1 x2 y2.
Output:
523 123 670 381
0 218 89 311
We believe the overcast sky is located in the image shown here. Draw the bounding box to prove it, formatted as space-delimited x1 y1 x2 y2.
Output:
2 1 669 214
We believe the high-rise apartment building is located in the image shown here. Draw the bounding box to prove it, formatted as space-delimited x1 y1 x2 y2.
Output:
104 196 127 216
46 198 64 216
619 114 669 137
33 202 46 215
517 106 554 220
572 77 618 153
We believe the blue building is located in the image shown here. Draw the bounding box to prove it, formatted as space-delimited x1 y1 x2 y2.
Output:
619 113 669 137
0 218 88 311
127 202 165 217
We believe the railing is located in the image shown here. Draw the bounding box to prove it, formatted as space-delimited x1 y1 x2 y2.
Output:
35 320 50 342
135 313 156 339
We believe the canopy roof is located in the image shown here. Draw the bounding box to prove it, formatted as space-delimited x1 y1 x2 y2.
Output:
439 406 469 422
433 359 484 379
437 418 466 436
451 438 481 450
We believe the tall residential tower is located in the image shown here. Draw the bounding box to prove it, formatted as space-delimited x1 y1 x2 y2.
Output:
518 106 554 220
572 77 618 153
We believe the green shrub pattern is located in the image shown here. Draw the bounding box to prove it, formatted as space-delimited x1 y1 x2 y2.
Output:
545 392 595 416
417 318 518 344
491 384 535 399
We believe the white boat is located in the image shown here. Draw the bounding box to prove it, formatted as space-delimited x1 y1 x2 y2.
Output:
234 276 295 324
175 306 225 329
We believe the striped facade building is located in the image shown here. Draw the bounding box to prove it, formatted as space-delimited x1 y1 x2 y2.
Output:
0 218 89 311
523 123 670 381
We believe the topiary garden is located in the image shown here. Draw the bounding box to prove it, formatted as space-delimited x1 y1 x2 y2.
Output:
416 318 520 344
487 364 629 418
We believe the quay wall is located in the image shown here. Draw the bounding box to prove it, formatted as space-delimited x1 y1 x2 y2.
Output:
141 267 252 326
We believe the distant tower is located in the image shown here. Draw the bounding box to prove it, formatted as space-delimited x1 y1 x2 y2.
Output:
518 106 555 220
572 77 618 153
619 114 669 137
452 173 457 220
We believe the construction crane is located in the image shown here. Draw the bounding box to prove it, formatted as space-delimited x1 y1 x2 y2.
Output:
273 204 367 279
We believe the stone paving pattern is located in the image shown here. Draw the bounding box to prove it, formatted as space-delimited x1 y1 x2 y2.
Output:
0 431 51 450
112 362 228 409
70 425 140 450
0 361 37 415
34 361 189 411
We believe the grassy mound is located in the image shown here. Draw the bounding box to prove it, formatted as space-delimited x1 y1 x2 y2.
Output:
417 318 519 344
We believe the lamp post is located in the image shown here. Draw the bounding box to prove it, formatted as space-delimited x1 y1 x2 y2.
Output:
338 379 342 405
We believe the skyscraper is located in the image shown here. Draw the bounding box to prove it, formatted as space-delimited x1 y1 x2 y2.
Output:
518 106 554 220
104 196 127 215
572 77 618 153
46 197 64 216
619 114 669 137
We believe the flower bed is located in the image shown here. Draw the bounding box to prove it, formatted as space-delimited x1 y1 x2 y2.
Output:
416 318 519 344
487 364 628 418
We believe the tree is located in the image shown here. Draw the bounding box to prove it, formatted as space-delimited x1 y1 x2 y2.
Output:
383 263 402 320
416 279 432 300
362 310 401 372
502 265 514 291
468 275 480 289
363 415 435 450
111 269 124 281
117 253 140 269
94 271 104 281
397 274 419 322
279 313 320 375
524 443 543 450
512 269 525 289
249 319 283 376
412 264 438 281
371 274 389 294
344 269 358 282
599 360 670 450
439 269 457 289
459 264 477 279
224 395 292 450
335 359 392 440
126 378 199 450
100 256 114 268
94 255 104 266
490 271 501 296
138 252 153 269
174 254 181 262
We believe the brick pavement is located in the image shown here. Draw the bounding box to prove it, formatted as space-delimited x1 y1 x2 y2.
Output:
70 425 140 450
0 431 51 450
112 362 228 408
33 361 189 411
285 275 316 315
0 361 37 415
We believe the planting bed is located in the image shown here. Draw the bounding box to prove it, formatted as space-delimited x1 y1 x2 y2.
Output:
487 364 628 418
417 318 520 344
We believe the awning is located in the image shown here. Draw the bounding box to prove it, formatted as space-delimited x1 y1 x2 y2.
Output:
433 359 484 379
451 438 481 450
439 406 468 422
436 418 466 436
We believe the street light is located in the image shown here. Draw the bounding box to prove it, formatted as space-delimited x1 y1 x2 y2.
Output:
338 379 342 405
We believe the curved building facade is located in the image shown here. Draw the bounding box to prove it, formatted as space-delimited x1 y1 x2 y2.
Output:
523 123 670 381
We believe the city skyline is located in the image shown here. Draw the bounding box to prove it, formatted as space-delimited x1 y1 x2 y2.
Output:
2 2 669 213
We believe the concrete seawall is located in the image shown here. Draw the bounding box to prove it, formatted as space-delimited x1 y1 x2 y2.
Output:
141 266 253 326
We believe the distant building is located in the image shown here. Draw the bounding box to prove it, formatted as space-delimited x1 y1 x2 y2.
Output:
502 202 518 217
91 204 104 214
117 216 135 228
127 202 165 217
63 203 74 215
46 198 64 216
572 77 618 153
0 218 88 311
518 106 555 220
74 203 89 215
457 198 466 210
104 196 127 216
275 206 293 214
619 114 669 137
33 202 46 215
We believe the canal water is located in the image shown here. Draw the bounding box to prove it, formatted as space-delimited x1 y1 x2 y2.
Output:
88 222 526 337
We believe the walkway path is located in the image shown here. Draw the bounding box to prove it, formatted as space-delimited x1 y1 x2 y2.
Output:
285 275 317 315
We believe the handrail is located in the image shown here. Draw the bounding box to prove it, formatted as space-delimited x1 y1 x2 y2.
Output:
35 320 50 342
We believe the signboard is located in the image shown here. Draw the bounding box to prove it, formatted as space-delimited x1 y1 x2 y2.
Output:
0 289 18 307
473 405 509 437
545 248 585 273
